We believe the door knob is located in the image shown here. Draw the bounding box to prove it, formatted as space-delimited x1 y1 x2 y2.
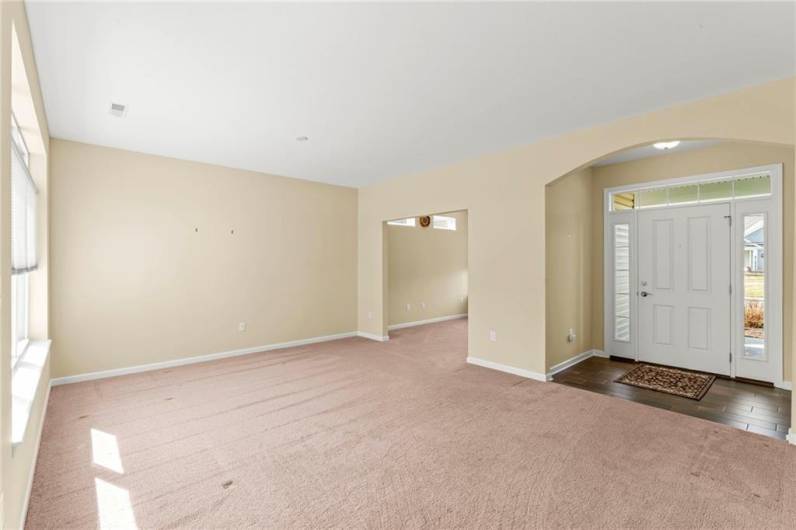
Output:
640 291 652 297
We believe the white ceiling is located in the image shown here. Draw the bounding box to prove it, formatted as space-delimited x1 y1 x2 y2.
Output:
592 140 722 167
27 2 795 188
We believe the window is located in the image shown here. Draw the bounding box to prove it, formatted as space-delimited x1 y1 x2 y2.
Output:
432 215 456 231
387 217 416 227
734 175 771 198
698 180 733 202
609 173 771 211
743 214 766 361
636 187 668 208
668 184 698 205
613 223 631 342
10 112 37 370
611 192 635 210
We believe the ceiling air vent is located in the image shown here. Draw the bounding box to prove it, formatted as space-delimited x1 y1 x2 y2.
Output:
109 102 127 117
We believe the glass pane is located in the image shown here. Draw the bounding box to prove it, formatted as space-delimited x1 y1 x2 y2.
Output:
612 192 635 211
387 217 416 227
613 223 631 342
637 188 668 208
615 270 630 294
615 246 629 270
734 175 771 198
699 180 733 202
743 214 766 360
615 294 630 318
432 215 456 230
668 184 698 204
615 317 630 342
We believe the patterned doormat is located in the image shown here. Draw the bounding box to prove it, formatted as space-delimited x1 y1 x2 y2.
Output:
616 364 716 400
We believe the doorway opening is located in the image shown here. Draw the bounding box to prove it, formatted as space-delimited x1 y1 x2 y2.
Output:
384 210 469 367
603 164 783 385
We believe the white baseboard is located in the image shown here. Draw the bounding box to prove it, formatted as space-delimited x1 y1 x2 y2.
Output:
388 314 467 331
546 349 601 378
466 356 547 382
787 428 796 446
51 331 358 386
356 331 390 342
774 380 792 391
19 379 51 530
591 349 609 358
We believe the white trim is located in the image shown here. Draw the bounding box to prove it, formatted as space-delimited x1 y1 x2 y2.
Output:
466 356 547 382
12 340 51 445
51 331 358 386
387 313 467 331
546 349 601 378
18 379 51 530
774 380 792 391
787 428 796 446
356 331 390 342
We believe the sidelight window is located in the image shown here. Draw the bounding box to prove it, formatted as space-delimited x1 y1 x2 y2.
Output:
742 214 766 361
613 223 631 342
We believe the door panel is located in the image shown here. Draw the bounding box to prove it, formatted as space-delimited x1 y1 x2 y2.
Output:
638 203 731 375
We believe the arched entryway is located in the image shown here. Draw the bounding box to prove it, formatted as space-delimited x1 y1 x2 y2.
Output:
546 138 793 441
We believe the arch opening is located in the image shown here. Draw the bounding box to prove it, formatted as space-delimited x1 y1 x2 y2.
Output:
545 137 793 439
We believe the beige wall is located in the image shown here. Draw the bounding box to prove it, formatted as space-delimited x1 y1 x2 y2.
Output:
1 2 51 529
545 168 593 369
590 142 795 380
358 78 795 381
387 211 468 326
50 139 358 378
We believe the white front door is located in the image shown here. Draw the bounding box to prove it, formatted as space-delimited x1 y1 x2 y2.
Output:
637 203 731 375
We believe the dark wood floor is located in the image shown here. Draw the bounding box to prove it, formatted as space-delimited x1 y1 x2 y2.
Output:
553 356 791 441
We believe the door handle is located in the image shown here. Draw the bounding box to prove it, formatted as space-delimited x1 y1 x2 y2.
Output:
640 291 652 297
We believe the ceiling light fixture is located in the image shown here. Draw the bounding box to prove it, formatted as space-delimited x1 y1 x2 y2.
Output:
296 136 309 142
653 140 680 150
109 102 127 117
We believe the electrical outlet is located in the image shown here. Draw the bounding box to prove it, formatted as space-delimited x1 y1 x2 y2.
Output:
489 330 497 342
421 302 426 309
405 303 411 312
367 311 373 320
238 322 247 332
567 328 576 343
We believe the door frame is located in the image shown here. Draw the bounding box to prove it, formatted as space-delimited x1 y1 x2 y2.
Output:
603 163 784 387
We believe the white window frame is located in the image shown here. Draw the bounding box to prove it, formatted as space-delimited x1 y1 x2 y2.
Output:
603 164 783 387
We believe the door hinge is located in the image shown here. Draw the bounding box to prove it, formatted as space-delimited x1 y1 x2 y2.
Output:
729 284 732 295
724 215 732 226
729 352 733 363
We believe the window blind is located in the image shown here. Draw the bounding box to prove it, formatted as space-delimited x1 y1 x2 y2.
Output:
11 142 37 274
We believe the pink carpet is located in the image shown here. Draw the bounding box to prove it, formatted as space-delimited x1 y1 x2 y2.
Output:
27 318 796 528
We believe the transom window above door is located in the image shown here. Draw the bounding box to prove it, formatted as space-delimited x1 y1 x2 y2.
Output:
610 173 771 211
